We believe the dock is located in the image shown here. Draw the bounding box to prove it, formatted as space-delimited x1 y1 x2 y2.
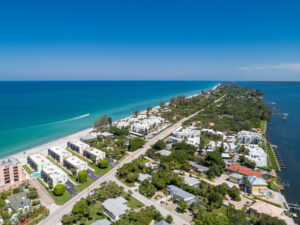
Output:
272 144 286 169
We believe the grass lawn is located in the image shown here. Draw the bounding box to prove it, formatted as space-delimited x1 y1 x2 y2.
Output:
266 144 280 171
117 177 136 187
66 148 112 176
23 164 33 174
121 192 144 209
260 120 267 134
74 177 94 192
37 178 72 205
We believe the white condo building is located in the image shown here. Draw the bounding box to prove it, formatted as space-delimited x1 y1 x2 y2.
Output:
48 146 72 163
174 126 200 139
27 153 52 172
237 131 262 145
84 148 106 162
130 116 164 134
41 165 68 187
245 145 268 167
63 156 88 173
67 140 90 154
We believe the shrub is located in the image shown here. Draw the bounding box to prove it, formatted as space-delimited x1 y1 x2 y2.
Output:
54 184 65 196
78 171 88 183
98 159 109 168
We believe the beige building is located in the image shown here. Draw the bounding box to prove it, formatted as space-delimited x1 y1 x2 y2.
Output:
0 158 26 191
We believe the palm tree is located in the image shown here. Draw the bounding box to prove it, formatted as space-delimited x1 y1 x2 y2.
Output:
134 109 140 117
146 107 152 116
108 117 112 126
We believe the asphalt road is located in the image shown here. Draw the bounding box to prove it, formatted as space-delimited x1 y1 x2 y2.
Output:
39 95 225 225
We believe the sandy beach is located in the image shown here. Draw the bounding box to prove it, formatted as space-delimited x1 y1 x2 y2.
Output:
0 83 220 164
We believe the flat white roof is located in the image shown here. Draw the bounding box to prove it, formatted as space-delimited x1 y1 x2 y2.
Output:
85 148 105 156
29 153 50 165
68 140 90 149
43 165 66 177
49 146 71 156
65 156 87 167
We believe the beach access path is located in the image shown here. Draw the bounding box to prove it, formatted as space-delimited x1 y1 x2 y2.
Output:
39 94 225 225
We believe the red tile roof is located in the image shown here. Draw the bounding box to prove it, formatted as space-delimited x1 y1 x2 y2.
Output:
226 164 263 177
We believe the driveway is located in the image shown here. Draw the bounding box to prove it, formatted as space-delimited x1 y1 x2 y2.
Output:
65 180 78 196
87 169 99 181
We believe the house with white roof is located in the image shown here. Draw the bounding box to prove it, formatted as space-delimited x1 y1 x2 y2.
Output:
102 197 129 221
41 165 68 187
174 126 200 139
157 149 171 156
67 140 90 154
138 173 151 182
245 145 267 167
182 176 200 188
100 132 114 139
48 146 72 163
27 153 51 172
63 156 88 173
237 131 262 145
84 148 105 162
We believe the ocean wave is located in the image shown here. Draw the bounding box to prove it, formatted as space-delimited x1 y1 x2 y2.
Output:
0 113 90 134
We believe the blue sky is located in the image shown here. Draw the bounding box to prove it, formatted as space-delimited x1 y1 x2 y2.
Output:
0 0 300 80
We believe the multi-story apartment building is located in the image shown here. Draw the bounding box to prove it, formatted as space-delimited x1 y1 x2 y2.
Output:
41 165 68 187
67 140 90 154
63 156 88 173
48 146 72 163
83 148 105 162
27 153 51 172
0 158 26 191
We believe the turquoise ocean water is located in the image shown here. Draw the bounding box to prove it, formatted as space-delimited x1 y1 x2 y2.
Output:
0 81 218 158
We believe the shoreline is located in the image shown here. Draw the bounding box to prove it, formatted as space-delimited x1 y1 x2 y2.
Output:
0 83 220 163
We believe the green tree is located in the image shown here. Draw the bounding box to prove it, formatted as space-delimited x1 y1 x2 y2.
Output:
139 179 157 197
153 140 166 150
72 199 90 217
108 117 112 126
177 201 188 213
54 184 65 196
134 109 140 117
128 137 146 151
126 172 139 183
165 215 173 224
94 115 108 131
27 188 39 199
78 171 88 183
147 107 152 116
253 215 286 225
208 192 223 209
98 159 109 168
228 186 241 201
70 168 77 176
195 210 229 225
61 214 74 224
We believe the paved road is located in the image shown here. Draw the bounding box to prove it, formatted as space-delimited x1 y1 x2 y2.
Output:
114 178 189 225
40 95 224 225
39 111 199 225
